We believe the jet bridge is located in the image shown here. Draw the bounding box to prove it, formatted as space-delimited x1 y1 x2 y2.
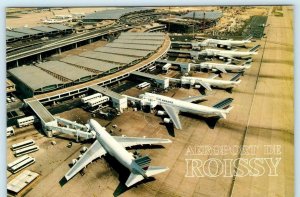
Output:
156 60 194 73
25 98 57 137
90 85 127 113
171 41 203 50
131 71 169 89
24 98 95 140
168 49 200 59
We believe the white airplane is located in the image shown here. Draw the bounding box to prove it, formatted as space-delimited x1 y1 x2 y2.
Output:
198 61 252 73
137 92 233 130
51 11 73 20
201 36 253 49
177 74 242 91
199 45 260 61
41 17 69 24
64 119 171 187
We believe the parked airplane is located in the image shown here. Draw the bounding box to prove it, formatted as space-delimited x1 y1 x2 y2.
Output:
41 17 70 24
198 60 252 73
41 12 73 24
199 45 260 61
137 92 233 130
201 36 253 49
169 73 242 91
64 119 171 187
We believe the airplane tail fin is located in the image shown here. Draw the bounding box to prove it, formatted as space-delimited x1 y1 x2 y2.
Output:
230 72 243 81
249 44 260 52
125 172 144 187
145 166 169 177
244 35 253 41
134 155 152 171
212 98 234 109
242 60 252 69
219 106 234 119
125 166 169 187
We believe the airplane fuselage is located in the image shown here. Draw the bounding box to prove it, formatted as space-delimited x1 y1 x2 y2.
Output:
200 62 250 72
205 49 257 58
140 92 227 118
206 39 251 47
181 76 241 89
90 120 143 175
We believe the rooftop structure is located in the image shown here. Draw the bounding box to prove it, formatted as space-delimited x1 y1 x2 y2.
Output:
121 32 165 36
79 51 138 65
47 24 74 32
180 11 223 20
31 26 59 33
94 47 153 57
114 39 163 45
6 31 28 42
118 35 165 40
36 61 96 83
8 66 65 97
11 27 44 37
105 43 159 51
8 32 167 98
6 24 74 43
83 7 151 21
60 55 120 74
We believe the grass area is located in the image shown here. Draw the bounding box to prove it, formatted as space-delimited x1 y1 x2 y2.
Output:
241 15 268 38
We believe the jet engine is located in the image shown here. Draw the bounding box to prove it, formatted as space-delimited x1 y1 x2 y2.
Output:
194 84 201 89
157 110 167 116
163 118 172 124
189 79 195 86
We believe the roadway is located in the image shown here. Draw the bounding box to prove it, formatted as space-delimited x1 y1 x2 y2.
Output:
6 25 130 63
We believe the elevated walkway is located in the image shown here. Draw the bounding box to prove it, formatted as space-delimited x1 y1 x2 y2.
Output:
168 49 200 59
90 85 127 112
156 59 193 73
131 71 169 89
24 99 57 137
24 98 95 140
25 99 55 123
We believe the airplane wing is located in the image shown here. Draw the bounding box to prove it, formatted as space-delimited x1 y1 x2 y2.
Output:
113 136 172 148
212 98 234 109
161 104 182 129
180 95 207 103
208 74 219 79
215 66 227 73
65 140 107 181
198 80 212 91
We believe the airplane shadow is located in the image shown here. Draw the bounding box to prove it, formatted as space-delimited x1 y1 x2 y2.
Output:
59 145 164 194
59 177 68 187
159 122 175 137
113 177 155 197
204 117 220 129
181 112 220 129
102 155 156 196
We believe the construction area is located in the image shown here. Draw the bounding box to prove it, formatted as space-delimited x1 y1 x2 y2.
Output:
5 6 293 197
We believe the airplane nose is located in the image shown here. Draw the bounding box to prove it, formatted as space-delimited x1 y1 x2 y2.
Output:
88 119 96 125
